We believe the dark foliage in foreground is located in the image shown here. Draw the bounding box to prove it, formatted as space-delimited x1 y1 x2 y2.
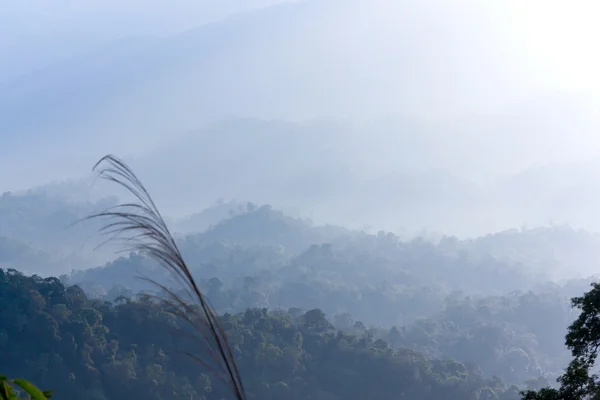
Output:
521 282 600 399
0 268 526 400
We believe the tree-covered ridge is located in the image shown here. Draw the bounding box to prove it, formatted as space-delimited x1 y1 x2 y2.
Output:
8 193 600 397
1 268 532 400
453 225 600 279
192 203 350 254
64 203 600 390
74 203 591 302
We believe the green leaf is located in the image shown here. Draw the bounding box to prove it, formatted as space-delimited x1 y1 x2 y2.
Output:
0 383 10 400
0 381 15 400
11 380 47 400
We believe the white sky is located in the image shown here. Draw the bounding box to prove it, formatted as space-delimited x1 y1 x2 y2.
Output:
491 0 600 92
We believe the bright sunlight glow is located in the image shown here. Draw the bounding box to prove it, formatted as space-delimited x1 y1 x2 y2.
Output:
502 0 600 92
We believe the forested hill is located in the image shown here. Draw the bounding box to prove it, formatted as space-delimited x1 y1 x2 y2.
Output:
70 203 600 313
6 199 600 398
56 203 600 394
0 269 529 400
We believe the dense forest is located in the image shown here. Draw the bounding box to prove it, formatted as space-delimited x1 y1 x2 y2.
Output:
0 268 535 400
3 187 600 399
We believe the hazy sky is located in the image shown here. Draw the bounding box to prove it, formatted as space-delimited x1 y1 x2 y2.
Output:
2 0 600 237
1 0 598 90
0 1 293 80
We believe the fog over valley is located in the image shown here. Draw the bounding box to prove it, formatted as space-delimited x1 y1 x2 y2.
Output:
2 1 600 238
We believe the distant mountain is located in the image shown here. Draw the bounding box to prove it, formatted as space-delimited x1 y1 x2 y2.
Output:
68 203 600 323
7 107 600 240
123 110 600 237
2 0 599 231
0 0 546 160
441 225 600 279
0 190 121 271
0 190 113 248
194 203 348 251
171 200 247 234
0 235 65 275
70 203 351 294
